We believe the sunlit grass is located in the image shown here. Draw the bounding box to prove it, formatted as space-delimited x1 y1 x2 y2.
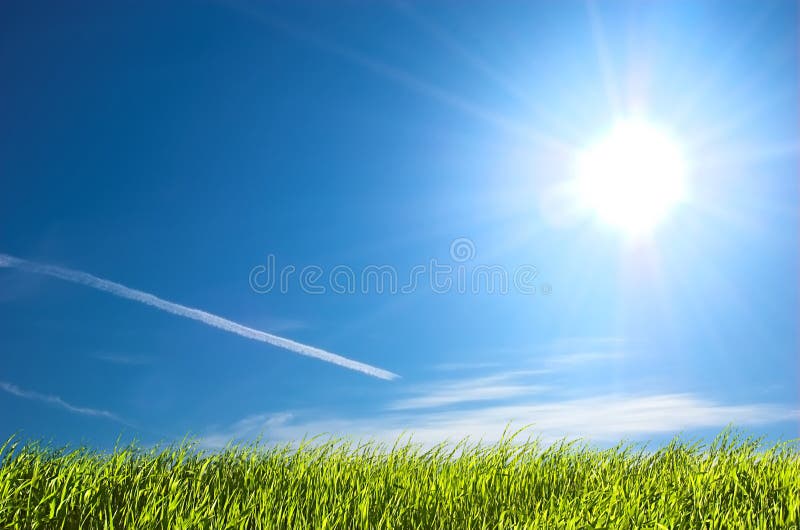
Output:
0 429 797 529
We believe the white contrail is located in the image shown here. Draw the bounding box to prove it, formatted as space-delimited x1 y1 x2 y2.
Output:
0 253 398 380
0 381 123 422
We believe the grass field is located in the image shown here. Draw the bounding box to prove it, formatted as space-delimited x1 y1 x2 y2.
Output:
0 429 798 529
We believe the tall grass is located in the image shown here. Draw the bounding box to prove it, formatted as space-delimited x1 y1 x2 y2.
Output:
0 429 797 529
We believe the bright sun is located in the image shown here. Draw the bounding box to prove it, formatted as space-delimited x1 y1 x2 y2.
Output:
576 119 688 235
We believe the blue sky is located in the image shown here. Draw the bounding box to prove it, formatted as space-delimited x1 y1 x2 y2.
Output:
1 0 798 448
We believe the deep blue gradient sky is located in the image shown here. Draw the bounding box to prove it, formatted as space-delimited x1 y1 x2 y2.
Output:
1 1 798 447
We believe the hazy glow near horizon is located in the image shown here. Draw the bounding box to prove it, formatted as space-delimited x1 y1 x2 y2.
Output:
576 119 688 235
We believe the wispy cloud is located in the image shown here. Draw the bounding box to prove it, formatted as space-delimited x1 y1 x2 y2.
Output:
545 351 624 367
523 336 629 369
196 335 796 447
390 371 547 410
93 353 152 366
207 393 798 448
0 253 397 380
432 338 629 374
547 337 628 349
0 381 123 422
200 412 294 449
431 361 504 372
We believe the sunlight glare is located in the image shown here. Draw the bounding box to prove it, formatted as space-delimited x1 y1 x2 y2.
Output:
576 119 688 235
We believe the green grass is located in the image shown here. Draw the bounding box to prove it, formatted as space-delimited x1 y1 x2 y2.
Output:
0 429 798 529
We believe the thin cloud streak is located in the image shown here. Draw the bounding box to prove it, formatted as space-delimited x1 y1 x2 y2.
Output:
432 361 504 372
390 372 547 410
0 253 398 380
93 353 152 366
546 351 624 367
0 381 122 422
390 384 535 410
